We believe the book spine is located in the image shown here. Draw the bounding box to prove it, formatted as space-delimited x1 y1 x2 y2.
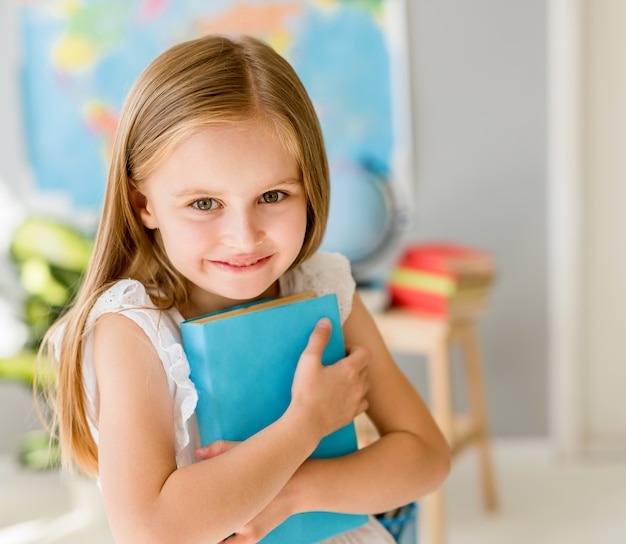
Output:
390 287 448 317
390 267 459 296
390 285 488 318
399 245 494 281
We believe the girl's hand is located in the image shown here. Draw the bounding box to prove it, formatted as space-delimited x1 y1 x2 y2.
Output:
217 494 292 543
194 439 239 461
289 318 370 442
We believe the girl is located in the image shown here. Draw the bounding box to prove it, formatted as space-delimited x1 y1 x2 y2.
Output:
42 35 450 543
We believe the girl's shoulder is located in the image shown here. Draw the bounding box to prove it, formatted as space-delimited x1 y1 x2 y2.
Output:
280 252 356 323
83 279 197 466
87 279 158 325
86 278 184 356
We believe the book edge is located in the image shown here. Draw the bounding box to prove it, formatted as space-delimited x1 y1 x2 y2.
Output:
186 291 316 325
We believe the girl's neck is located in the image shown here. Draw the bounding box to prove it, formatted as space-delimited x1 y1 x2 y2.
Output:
180 281 280 320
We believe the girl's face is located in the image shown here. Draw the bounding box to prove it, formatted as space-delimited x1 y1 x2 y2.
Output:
136 121 308 317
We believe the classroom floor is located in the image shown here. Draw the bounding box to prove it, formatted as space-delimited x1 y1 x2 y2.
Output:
1 439 625 544
444 439 626 544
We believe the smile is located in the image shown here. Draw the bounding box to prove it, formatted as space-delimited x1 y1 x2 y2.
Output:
210 255 272 271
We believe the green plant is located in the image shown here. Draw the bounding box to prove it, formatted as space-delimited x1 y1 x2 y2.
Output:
0 217 93 469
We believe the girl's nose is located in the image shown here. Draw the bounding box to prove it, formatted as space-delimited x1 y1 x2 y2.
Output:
221 208 264 250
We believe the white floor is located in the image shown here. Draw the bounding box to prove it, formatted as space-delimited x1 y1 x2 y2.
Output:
1 439 625 544
445 439 626 544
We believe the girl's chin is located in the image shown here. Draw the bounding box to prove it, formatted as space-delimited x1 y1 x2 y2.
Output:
190 281 279 313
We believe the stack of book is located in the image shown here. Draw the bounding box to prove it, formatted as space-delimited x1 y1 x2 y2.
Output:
388 243 495 319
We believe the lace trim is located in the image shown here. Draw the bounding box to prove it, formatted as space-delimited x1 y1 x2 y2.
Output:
280 252 355 323
86 279 198 466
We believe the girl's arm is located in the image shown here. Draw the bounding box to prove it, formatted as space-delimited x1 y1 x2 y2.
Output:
295 292 452 510
222 292 450 541
92 313 368 544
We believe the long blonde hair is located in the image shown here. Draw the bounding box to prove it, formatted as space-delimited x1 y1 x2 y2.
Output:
39 34 330 475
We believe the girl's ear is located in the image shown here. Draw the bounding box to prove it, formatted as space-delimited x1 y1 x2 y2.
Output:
131 188 158 230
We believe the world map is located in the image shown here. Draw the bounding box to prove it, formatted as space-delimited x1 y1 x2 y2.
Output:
20 0 395 214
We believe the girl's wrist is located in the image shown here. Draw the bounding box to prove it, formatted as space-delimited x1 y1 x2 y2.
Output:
281 405 325 455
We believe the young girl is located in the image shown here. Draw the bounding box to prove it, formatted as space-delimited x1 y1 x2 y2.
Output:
42 34 450 543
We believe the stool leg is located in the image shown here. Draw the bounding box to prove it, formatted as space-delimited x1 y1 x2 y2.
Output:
457 322 498 511
424 335 454 544
429 336 455 440
420 487 446 544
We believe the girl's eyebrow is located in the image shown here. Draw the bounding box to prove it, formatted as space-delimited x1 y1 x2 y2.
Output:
170 187 219 197
170 178 302 197
269 177 302 187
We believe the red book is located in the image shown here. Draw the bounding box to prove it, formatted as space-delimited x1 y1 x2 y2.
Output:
390 286 488 319
397 243 494 283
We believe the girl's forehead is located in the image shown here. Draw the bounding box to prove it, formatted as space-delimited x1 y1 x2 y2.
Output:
133 115 303 189
173 119 298 161
143 121 301 189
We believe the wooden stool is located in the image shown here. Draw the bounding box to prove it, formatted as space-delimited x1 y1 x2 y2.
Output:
370 306 498 544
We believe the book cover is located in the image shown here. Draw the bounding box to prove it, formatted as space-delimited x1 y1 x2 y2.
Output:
181 292 368 544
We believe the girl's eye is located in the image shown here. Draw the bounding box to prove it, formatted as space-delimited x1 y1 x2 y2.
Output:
260 191 285 204
192 198 218 211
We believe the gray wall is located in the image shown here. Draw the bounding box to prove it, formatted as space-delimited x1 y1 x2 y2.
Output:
401 0 547 436
0 1 548 454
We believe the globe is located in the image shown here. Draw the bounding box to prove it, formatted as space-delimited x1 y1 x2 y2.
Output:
320 162 404 282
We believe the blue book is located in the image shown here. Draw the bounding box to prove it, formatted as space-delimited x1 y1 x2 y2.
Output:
181 292 368 544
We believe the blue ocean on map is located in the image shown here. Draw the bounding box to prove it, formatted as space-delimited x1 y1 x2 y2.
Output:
20 0 393 213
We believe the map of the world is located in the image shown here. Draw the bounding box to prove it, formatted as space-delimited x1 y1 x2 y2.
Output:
20 0 396 210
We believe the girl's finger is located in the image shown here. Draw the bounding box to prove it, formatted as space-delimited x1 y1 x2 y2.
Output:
195 439 238 460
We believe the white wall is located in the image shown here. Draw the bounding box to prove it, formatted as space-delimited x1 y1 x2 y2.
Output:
0 0 26 191
0 0 32 455
549 0 626 458
581 0 626 452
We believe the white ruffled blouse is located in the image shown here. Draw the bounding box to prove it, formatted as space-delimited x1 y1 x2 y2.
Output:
79 251 394 543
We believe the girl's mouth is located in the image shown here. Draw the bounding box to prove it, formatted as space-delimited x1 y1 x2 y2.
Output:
210 254 272 271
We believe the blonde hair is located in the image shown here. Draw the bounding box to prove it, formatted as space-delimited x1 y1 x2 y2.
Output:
39 34 330 475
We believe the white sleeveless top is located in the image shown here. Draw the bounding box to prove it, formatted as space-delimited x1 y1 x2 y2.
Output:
80 251 395 543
